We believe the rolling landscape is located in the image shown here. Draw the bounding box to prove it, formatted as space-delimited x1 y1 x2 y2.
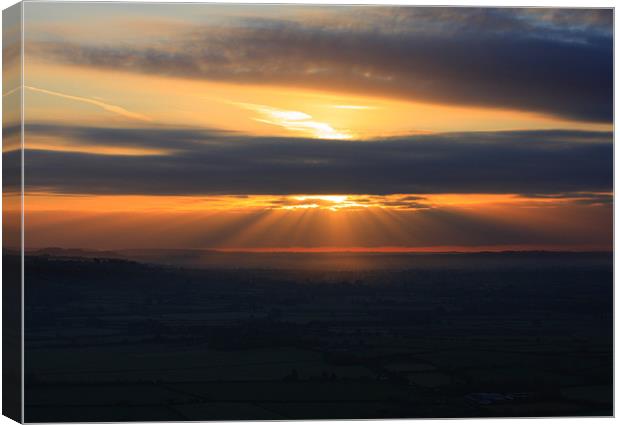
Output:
22 249 612 421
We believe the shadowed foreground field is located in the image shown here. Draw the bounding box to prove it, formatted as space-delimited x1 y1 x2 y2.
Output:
21 251 612 421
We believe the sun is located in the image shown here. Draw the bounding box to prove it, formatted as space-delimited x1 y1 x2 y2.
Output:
286 195 366 211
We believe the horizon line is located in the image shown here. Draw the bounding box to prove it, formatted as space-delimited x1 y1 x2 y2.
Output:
20 245 613 255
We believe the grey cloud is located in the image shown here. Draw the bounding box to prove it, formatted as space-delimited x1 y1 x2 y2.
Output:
28 7 612 123
520 192 613 206
20 124 612 196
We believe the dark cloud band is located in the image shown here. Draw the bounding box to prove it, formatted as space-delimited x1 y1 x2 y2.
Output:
17 124 612 196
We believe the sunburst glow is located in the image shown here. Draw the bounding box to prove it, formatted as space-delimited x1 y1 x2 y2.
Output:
16 3 612 253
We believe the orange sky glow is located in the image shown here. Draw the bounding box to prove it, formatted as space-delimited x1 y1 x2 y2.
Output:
4 3 612 252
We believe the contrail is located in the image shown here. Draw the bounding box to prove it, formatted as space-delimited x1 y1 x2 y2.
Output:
25 85 152 122
2 86 19 97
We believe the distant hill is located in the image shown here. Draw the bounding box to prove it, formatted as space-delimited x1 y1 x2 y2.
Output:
20 247 612 272
28 247 127 259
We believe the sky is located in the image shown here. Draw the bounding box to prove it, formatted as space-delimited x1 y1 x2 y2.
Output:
5 4 613 252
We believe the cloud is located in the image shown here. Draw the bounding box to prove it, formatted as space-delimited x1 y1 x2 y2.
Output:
28 7 612 122
231 102 351 139
518 192 613 206
18 124 612 196
25 86 152 122
265 195 426 211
